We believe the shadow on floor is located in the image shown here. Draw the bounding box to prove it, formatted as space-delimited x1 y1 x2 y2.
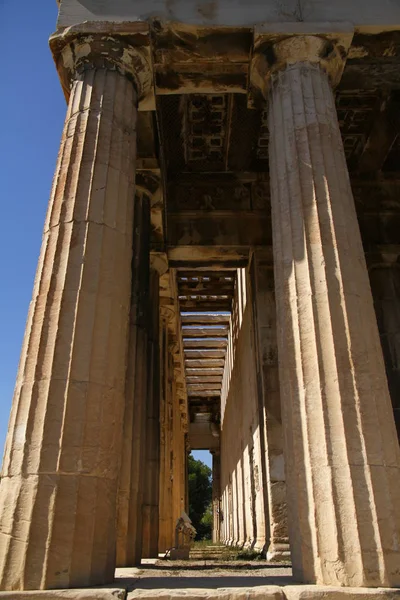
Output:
117 575 294 591
138 563 290 572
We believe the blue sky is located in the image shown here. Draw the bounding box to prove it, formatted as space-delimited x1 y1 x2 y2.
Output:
0 2 64 456
0 2 212 471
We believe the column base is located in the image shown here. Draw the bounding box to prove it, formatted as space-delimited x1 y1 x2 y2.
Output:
267 541 291 563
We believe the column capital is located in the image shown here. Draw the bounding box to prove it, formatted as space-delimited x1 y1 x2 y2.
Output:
49 23 154 106
250 23 353 102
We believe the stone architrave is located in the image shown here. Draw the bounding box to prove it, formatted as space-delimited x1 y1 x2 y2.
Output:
263 34 400 586
0 33 150 590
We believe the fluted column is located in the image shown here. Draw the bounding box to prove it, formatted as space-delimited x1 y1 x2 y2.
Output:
158 312 174 552
211 450 221 543
266 36 400 586
0 34 146 590
142 255 167 558
116 189 151 566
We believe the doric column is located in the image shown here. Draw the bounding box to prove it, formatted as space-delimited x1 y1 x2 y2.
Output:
0 33 150 590
142 254 168 558
263 35 400 586
158 309 174 552
211 450 221 543
251 250 290 561
368 248 400 439
116 188 151 567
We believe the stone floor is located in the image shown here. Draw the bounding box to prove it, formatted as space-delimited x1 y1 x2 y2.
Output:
1 559 400 599
116 559 294 591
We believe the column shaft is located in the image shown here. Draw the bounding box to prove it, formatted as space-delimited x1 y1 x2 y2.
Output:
116 190 151 566
269 62 400 586
142 268 161 558
158 322 173 552
0 68 137 590
212 451 221 543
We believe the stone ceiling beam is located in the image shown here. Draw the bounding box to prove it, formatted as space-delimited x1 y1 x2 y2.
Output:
186 368 224 376
184 349 226 359
181 314 231 324
168 246 250 269
182 326 229 337
185 358 225 368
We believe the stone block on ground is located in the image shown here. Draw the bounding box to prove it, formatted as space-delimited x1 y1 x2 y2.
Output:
0 589 126 600
283 586 400 599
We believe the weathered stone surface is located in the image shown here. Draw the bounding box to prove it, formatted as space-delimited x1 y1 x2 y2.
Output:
127 587 284 599
0 65 137 590
142 267 161 558
0 590 126 600
268 53 400 586
220 269 267 551
251 251 290 561
283 586 400 599
116 189 151 567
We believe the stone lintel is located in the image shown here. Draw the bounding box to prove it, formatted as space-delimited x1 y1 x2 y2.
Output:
249 22 354 105
49 22 155 110
167 246 250 270
167 212 271 248
152 22 251 95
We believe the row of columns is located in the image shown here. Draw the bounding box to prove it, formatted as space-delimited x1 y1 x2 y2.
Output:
219 260 289 558
220 268 268 552
0 27 399 591
158 311 187 553
251 252 290 562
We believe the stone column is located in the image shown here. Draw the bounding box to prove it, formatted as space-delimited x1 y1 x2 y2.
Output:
251 251 290 561
116 189 151 567
142 255 167 558
265 35 400 587
0 34 148 590
158 312 174 552
368 250 400 439
211 450 221 543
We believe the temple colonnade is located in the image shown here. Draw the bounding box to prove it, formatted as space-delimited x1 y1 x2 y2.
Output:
0 24 399 594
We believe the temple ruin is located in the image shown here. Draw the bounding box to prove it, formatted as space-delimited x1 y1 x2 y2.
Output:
0 1 400 598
